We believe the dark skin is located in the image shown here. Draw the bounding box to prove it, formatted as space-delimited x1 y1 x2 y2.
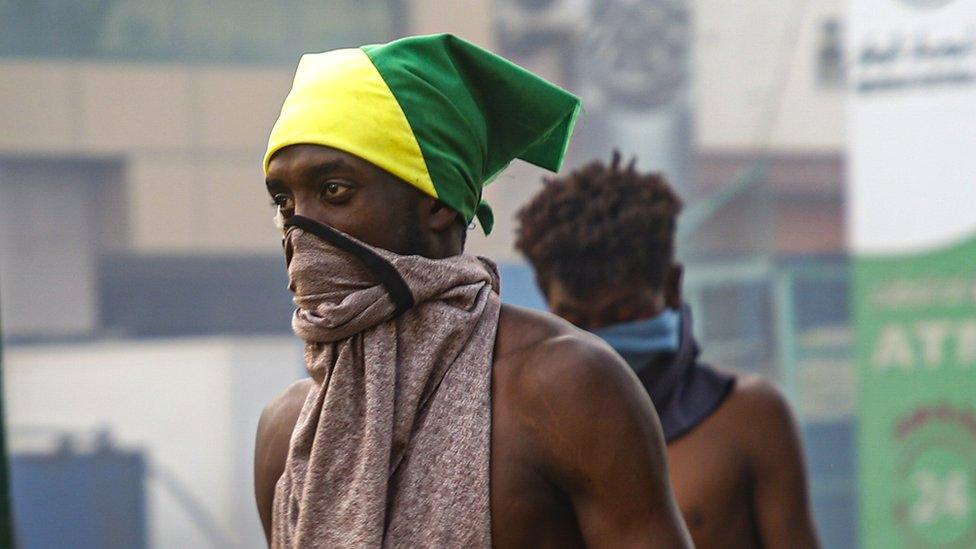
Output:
254 144 692 548
543 267 821 549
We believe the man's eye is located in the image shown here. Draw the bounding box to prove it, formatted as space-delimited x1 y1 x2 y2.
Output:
271 193 294 210
320 181 353 201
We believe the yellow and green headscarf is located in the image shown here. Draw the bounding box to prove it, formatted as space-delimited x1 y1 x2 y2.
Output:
264 33 581 234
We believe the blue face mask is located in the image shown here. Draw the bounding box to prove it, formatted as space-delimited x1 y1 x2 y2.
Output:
592 308 681 372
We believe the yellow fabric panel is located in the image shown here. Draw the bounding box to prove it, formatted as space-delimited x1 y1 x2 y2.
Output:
263 48 437 199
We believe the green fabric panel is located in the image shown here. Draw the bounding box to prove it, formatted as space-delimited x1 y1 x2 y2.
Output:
362 34 580 234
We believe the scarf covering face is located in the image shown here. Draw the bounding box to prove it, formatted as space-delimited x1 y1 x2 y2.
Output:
272 215 501 548
592 308 681 370
597 305 735 443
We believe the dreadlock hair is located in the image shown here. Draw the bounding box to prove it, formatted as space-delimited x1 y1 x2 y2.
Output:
515 151 683 300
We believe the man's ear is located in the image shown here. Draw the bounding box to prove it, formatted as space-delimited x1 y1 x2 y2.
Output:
664 263 683 310
425 198 461 232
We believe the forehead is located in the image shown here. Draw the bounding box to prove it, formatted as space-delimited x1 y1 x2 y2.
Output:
266 144 403 188
548 278 642 308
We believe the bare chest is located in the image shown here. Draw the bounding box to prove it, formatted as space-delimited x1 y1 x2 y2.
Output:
667 421 759 548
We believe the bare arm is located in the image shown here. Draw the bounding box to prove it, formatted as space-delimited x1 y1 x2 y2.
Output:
528 336 692 548
741 379 820 548
254 379 311 545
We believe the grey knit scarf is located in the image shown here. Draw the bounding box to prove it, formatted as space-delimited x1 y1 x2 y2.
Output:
271 216 499 548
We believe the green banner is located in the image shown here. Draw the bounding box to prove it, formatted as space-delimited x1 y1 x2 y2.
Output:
856 234 976 548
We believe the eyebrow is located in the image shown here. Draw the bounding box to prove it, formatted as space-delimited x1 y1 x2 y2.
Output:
587 298 637 324
306 159 353 181
561 293 632 312
555 303 583 315
599 295 635 313
265 159 355 191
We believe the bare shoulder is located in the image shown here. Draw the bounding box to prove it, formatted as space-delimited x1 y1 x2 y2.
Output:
254 378 314 540
722 378 819 547
256 377 313 479
494 305 662 473
493 306 687 545
720 374 803 460
258 377 314 442
495 303 650 409
722 374 796 426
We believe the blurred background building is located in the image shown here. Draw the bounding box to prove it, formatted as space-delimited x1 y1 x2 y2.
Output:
0 1 854 547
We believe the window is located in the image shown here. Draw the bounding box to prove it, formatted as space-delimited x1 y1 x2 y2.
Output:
0 0 403 65
817 18 845 88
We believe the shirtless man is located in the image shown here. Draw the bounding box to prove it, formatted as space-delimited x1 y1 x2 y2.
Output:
515 153 821 548
253 35 690 547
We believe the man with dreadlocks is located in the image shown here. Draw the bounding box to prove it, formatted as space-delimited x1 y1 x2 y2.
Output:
516 153 820 549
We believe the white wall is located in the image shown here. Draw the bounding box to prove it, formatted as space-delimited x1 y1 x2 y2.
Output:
5 337 305 548
0 163 100 337
409 0 495 49
0 60 293 256
693 0 844 152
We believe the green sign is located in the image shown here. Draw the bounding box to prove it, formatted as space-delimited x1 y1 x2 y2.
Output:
856 234 976 548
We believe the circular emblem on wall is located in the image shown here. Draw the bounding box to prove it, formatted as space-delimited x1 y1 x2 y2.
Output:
580 0 689 111
891 405 976 547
